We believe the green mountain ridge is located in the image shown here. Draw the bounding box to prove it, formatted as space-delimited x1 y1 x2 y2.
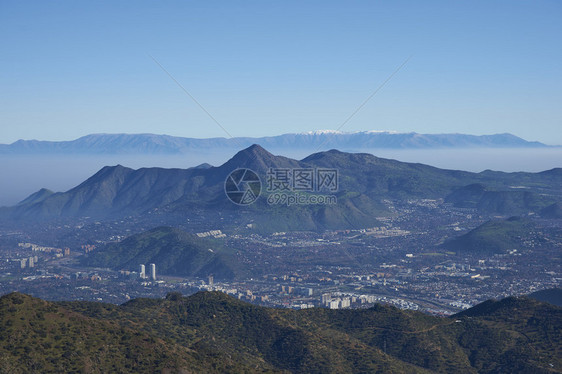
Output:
1 291 560 373
2 145 561 233
83 226 245 280
0 292 217 373
445 183 552 214
442 216 537 255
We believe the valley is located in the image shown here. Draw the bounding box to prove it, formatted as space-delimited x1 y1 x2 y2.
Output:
1 191 560 315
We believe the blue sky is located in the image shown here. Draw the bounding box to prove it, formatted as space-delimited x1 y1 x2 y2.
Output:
1 1 561 144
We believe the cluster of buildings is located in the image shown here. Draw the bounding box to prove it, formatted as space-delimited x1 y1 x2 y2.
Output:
18 255 38 269
196 230 226 238
319 292 420 310
117 263 157 281
1 197 559 313
321 293 352 309
17 242 70 259
139 263 157 280
81 244 96 253
18 242 68 255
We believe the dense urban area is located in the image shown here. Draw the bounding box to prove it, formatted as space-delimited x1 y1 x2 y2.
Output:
1 198 560 315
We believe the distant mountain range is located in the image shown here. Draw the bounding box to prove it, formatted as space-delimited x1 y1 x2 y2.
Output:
0 131 551 155
1 144 560 232
1 291 561 373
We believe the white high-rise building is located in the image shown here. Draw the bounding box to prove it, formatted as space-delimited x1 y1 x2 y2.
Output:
139 264 146 279
150 263 156 280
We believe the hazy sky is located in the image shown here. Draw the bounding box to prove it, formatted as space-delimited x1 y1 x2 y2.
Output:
1 1 561 144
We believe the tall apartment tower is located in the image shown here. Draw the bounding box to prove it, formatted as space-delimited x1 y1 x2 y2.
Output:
150 263 156 280
139 264 146 279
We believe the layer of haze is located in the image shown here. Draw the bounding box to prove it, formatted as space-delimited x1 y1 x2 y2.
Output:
1 148 560 207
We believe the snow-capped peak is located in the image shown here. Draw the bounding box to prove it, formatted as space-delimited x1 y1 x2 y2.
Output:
301 130 344 135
